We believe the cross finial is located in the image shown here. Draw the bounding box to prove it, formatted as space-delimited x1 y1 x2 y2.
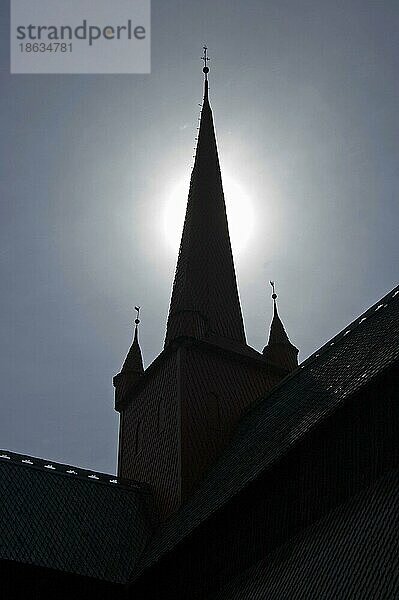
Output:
202 45 210 79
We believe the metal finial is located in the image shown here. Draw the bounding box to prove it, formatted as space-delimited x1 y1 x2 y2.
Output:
202 45 210 77
134 305 141 325
270 281 277 300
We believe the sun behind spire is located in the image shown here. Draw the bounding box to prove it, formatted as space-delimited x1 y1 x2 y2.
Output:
164 47 246 348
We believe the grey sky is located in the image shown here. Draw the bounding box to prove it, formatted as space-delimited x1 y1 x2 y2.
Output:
0 1 398 473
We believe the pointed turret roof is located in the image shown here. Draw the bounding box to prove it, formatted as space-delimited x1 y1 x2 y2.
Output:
122 322 144 375
165 55 246 348
268 300 293 346
113 309 144 412
263 283 298 372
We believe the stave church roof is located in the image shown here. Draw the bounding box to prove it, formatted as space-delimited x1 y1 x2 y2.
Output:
132 283 399 580
0 452 154 583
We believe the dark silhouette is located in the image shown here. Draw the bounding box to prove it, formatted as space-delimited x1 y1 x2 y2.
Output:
1 53 398 599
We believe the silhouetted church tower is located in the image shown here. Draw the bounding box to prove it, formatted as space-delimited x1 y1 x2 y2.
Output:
114 49 298 518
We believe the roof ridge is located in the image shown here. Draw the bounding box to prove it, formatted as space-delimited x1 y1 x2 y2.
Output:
0 449 149 492
301 284 399 368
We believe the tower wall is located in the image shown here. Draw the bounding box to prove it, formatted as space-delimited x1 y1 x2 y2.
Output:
118 342 282 519
180 344 281 499
118 350 181 517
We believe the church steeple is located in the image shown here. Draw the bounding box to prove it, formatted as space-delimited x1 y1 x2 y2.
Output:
165 48 246 348
263 283 299 373
116 55 299 519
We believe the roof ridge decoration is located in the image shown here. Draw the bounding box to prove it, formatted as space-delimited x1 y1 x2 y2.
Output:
0 449 148 491
164 47 246 348
300 284 399 369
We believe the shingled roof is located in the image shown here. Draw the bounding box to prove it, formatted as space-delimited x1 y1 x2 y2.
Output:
0 452 154 583
214 467 399 600
133 284 399 578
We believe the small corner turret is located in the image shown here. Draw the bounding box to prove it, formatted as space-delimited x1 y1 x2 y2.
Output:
114 306 144 412
263 282 299 373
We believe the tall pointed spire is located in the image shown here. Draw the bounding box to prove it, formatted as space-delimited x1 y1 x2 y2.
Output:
165 48 246 348
263 283 299 372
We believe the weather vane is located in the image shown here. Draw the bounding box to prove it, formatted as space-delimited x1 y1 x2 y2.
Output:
270 281 277 300
202 45 210 77
134 306 141 326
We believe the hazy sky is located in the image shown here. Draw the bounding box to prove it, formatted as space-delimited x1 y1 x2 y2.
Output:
1 1 398 473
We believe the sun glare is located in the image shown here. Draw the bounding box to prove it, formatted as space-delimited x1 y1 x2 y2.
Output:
163 174 255 255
